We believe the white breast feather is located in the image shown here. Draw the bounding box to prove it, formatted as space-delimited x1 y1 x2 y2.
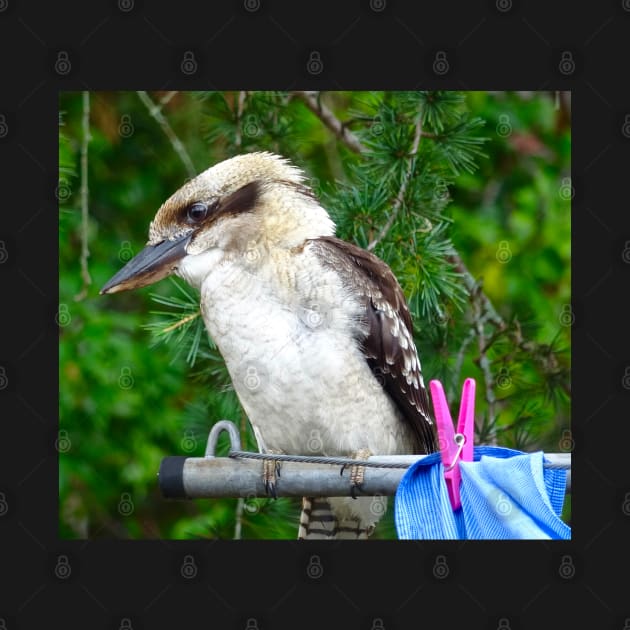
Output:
196 247 417 459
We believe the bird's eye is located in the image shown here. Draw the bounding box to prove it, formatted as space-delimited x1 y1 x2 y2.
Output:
187 202 210 223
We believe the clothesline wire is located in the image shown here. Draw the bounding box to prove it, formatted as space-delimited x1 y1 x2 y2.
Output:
227 449 570 470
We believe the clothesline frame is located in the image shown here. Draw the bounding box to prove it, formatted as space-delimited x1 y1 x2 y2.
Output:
158 420 572 500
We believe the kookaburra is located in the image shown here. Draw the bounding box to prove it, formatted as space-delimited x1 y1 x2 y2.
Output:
101 152 437 539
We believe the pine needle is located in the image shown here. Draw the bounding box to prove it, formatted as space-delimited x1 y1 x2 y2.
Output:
161 311 200 334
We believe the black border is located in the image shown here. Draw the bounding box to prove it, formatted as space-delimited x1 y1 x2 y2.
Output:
1 1 629 628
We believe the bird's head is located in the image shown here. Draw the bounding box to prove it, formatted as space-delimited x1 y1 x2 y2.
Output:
100 152 334 294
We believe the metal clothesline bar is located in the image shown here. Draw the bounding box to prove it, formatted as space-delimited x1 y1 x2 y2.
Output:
158 421 571 500
158 451 571 500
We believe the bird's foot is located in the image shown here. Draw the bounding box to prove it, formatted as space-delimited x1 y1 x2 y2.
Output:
347 448 372 499
262 451 282 499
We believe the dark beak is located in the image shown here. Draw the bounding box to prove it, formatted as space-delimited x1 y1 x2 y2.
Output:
100 233 192 295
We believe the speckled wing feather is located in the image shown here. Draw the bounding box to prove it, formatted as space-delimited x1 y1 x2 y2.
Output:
309 236 438 455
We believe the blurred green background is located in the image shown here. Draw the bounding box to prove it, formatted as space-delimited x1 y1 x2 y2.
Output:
59 91 571 539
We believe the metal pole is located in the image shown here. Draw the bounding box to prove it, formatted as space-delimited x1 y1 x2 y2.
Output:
159 452 571 499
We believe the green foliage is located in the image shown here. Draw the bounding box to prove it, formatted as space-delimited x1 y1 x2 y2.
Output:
144 279 204 366
59 91 570 539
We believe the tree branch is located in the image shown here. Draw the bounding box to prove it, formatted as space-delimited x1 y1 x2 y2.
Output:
367 113 424 251
74 90 92 301
447 254 506 330
234 90 247 149
291 91 364 155
471 283 497 444
233 409 249 540
453 327 476 389
137 91 196 179
158 91 179 108
161 311 200 335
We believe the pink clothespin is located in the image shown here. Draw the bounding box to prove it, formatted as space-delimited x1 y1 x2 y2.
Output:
429 378 476 510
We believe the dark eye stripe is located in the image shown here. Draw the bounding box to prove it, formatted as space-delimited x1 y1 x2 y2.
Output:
218 181 260 216
181 181 261 228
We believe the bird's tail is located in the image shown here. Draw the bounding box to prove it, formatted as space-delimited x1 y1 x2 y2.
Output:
298 497 377 540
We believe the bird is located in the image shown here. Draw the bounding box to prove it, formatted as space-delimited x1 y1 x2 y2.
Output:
101 151 438 539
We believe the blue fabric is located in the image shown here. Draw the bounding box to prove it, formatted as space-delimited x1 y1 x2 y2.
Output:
395 446 571 540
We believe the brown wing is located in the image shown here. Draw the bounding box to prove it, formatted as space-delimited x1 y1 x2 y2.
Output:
309 236 438 455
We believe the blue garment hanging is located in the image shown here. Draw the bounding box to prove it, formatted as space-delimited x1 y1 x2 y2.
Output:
395 446 570 540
